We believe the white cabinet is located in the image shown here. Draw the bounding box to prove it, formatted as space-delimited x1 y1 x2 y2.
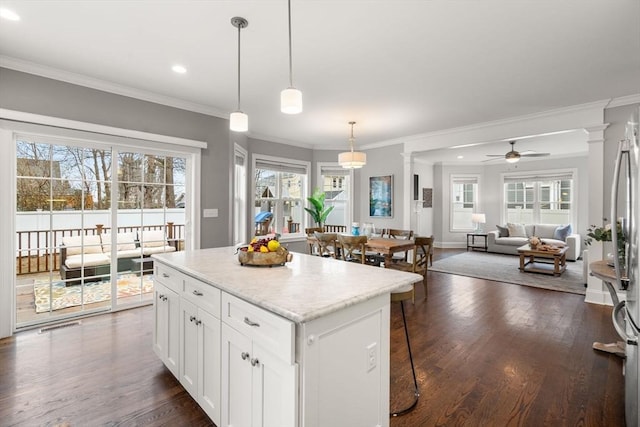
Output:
152 278 180 378
179 280 221 425
152 253 397 427
221 323 297 427
220 292 297 427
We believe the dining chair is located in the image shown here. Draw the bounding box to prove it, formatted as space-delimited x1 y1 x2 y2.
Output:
313 232 339 258
337 234 368 264
324 224 347 233
386 236 431 301
305 227 324 255
386 228 414 262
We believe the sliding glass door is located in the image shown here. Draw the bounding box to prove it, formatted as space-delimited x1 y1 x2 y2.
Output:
15 135 188 328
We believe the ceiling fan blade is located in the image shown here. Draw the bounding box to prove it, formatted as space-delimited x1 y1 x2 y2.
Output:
520 152 550 157
485 154 505 157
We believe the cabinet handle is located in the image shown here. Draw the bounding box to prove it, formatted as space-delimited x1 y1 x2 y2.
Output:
162 295 168 301
192 290 204 296
159 294 165 300
189 315 196 323
162 273 170 278
250 358 260 367
241 352 250 361
244 317 260 327
195 319 202 326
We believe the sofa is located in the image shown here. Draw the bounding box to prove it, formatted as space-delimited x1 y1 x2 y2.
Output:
487 223 581 261
60 230 176 282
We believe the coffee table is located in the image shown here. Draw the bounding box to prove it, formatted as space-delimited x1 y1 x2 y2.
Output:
517 244 568 276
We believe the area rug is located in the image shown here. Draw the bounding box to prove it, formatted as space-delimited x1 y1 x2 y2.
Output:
429 251 586 295
33 274 154 313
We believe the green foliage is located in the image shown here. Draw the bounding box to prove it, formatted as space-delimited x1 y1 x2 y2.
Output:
585 220 626 262
304 188 334 227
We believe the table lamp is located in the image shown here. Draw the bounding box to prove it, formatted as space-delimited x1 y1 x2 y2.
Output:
471 213 486 232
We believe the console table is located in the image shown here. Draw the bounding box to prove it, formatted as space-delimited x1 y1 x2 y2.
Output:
590 260 627 357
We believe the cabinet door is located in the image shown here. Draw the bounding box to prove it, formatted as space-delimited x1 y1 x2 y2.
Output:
152 284 168 361
153 283 180 377
164 286 180 377
253 343 298 427
221 323 253 427
198 308 221 425
180 298 199 397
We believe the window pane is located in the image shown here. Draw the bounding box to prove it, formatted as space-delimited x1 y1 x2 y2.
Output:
451 178 477 230
254 159 307 235
16 141 52 178
504 177 573 225
118 152 143 183
16 177 50 212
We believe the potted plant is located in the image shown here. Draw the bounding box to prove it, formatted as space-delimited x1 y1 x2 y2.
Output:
305 188 334 228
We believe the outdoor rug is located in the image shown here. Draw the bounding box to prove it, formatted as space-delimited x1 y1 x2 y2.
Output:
429 251 586 295
33 274 154 313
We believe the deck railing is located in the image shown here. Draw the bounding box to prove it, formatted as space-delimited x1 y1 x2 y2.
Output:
16 222 184 275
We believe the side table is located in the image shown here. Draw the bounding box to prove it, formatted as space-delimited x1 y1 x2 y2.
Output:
466 233 488 252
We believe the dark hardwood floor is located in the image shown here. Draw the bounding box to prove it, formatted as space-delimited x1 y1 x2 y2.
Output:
0 249 625 426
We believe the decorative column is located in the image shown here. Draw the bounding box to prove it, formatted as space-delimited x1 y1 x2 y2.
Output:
584 124 615 305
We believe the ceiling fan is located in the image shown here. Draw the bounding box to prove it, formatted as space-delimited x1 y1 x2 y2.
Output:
485 141 550 163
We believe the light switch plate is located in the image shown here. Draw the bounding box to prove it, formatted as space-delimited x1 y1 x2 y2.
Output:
203 208 218 218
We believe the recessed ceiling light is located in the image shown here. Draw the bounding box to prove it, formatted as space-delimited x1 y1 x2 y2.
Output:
172 64 187 74
457 155 464 159
0 8 20 21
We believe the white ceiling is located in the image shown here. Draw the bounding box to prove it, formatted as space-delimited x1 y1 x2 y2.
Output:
0 0 638 161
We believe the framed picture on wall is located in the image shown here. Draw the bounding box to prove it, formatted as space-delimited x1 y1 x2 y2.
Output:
369 175 393 217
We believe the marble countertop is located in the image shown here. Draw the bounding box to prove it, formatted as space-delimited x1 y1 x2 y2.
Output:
153 247 423 323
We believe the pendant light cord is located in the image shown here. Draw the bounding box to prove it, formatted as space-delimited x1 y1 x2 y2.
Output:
349 121 356 153
287 0 294 87
237 23 242 111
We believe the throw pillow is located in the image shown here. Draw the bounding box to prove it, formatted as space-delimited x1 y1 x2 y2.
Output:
496 225 509 237
553 224 572 241
506 222 527 238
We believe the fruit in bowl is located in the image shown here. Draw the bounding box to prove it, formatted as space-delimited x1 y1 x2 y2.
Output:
238 235 292 266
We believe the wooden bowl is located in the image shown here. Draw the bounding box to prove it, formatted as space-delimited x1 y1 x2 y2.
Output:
238 247 292 267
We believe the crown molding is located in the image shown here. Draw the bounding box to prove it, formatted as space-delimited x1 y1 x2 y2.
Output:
0 55 228 118
368 99 612 150
606 93 640 108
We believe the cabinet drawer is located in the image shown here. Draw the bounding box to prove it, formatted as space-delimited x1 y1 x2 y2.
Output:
154 263 183 293
183 277 221 318
222 292 294 364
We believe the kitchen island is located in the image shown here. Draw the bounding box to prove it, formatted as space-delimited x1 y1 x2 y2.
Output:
152 246 422 427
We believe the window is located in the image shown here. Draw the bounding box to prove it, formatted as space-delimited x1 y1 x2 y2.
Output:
503 172 574 225
318 163 351 227
233 145 247 246
253 155 309 237
450 175 479 231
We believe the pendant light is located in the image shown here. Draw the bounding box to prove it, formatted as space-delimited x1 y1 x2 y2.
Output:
280 0 302 114
230 17 249 132
338 121 366 169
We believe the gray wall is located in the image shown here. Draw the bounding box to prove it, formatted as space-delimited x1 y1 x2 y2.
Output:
0 67 232 248
358 143 404 230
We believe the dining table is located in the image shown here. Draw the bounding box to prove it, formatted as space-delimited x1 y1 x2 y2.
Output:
306 234 415 268
365 237 415 267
